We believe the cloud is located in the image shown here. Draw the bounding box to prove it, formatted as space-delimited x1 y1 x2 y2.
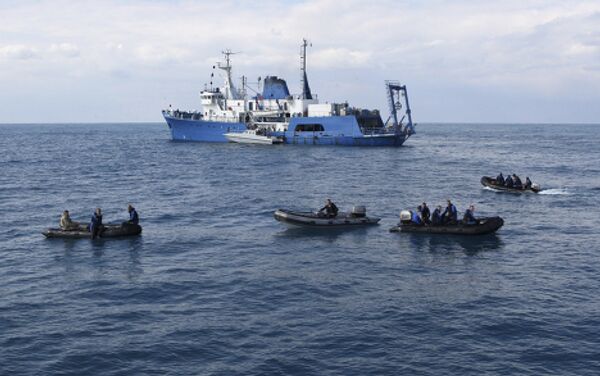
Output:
49 43 80 58
0 44 38 60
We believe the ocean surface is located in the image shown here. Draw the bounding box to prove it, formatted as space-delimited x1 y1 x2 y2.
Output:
1 122 599 375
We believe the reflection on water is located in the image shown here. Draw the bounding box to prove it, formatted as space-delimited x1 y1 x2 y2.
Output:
405 233 504 255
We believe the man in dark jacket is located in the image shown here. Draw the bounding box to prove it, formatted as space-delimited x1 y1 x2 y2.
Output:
463 205 478 225
420 202 431 224
524 177 532 190
89 208 103 239
505 174 514 188
513 174 523 189
127 204 139 225
495 172 504 185
319 199 339 218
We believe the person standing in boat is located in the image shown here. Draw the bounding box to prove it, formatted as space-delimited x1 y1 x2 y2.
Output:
504 174 514 188
513 174 523 189
431 206 443 225
463 205 478 225
126 204 139 225
89 208 103 239
442 200 458 224
319 199 339 218
420 202 431 224
60 210 79 231
495 172 505 185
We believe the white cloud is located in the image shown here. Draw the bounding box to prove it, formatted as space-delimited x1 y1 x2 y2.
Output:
0 44 38 60
49 43 80 57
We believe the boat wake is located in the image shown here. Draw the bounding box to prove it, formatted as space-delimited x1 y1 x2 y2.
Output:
538 188 570 195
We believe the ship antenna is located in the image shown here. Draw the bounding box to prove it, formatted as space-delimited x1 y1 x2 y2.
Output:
218 49 240 100
300 39 313 100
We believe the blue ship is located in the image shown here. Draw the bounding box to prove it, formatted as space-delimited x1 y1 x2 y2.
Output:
162 40 415 146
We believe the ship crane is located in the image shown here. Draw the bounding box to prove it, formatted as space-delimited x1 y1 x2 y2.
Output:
385 80 415 136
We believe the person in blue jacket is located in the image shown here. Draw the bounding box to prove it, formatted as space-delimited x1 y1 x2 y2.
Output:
495 172 504 185
431 205 443 225
126 204 139 225
463 205 478 225
442 200 458 224
89 207 103 239
504 174 514 188
411 210 422 225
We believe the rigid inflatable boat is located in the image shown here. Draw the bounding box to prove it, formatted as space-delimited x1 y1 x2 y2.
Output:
43 224 142 239
481 176 541 193
274 206 380 228
390 215 504 235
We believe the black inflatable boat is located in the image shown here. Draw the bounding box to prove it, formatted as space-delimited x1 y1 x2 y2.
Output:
390 216 504 235
481 176 541 193
274 207 380 228
43 224 142 239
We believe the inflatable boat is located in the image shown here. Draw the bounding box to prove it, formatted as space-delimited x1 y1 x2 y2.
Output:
43 223 142 239
481 176 541 193
390 215 504 235
274 206 380 228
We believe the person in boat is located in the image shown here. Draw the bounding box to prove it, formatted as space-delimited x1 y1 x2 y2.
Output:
431 205 443 225
420 202 431 224
512 174 523 189
504 174 514 188
89 207 103 239
411 210 422 225
463 205 478 225
524 176 532 190
122 204 139 226
319 199 339 218
442 200 458 225
495 172 505 185
59 210 79 231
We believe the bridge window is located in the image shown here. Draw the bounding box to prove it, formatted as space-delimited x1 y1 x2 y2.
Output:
294 124 324 132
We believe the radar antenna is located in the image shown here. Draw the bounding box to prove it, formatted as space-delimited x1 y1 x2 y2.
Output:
300 39 313 100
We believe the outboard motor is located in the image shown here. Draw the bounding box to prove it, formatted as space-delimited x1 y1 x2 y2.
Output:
351 206 366 218
400 210 412 224
531 183 541 192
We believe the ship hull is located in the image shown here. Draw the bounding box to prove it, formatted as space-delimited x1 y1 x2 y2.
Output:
163 114 408 146
164 114 246 143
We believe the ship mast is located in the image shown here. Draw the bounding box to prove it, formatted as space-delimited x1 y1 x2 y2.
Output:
300 39 313 100
218 49 240 100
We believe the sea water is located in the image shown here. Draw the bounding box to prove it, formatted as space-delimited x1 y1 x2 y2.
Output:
1 123 599 375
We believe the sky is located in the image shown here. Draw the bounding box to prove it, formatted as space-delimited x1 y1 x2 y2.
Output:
0 0 599 124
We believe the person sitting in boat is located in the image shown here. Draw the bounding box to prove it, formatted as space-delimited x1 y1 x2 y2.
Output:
463 205 478 225
59 210 79 231
319 199 339 218
442 200 458 224
524 176 532 190
126 204 139 225
89 207 103 239
513 174 523 189
504 174 514 188
411 210 422 225
431 206 443 225
420 202 431 224
495 172 505 185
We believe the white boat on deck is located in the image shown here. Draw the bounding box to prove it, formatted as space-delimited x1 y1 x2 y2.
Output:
224 130 283 144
